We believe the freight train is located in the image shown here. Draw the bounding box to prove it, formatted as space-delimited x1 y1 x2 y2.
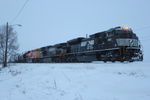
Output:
18 26 143 63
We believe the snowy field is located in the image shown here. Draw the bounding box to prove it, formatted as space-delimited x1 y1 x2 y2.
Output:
0 62 150 100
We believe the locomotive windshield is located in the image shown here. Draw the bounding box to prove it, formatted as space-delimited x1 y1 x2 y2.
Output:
115 32 137 38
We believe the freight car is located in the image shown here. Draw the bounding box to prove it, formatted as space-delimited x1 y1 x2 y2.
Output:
18 26 143 63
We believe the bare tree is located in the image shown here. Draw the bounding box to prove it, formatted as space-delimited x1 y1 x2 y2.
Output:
0 23 19 67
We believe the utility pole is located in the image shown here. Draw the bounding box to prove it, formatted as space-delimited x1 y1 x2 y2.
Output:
3 22 8 67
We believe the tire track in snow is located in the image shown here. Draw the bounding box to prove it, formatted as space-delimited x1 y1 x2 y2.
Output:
61 71 71 82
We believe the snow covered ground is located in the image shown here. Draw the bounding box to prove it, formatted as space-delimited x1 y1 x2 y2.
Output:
0 62 150 100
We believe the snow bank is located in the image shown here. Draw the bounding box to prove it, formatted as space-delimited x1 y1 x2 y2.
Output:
0 62 150 100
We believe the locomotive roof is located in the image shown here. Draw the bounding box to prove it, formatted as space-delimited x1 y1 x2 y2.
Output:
90 26 133 38
90 31 106 38
54 43 67 47
108 26 132 32
67 37 85 44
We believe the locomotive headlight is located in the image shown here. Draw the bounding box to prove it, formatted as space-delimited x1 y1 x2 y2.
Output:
121 27 132 31
121 27 129 30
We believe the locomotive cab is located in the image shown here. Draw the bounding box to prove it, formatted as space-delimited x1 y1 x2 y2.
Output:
114 27 143 61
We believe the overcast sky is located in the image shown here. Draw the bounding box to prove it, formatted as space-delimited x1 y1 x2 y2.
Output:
0 0 150 61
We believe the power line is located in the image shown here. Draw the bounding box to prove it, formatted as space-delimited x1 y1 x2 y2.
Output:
10 0 30 23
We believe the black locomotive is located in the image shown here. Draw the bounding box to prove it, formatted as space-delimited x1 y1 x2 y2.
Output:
18 26 143 63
